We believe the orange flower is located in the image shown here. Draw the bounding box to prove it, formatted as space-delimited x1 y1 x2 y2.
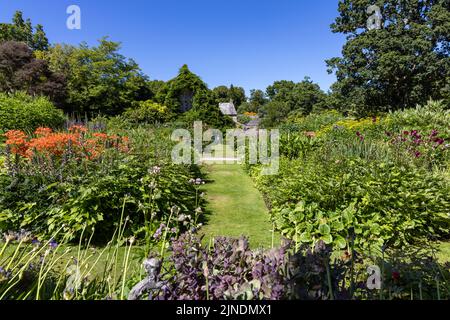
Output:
5 127 130 160
4 130 29 156
35 127 53 137
27 133 78 157
93 133 108 140
68 125 88 134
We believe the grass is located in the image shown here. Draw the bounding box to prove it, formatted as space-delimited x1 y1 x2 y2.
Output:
200 163 279 248
0 242 144 279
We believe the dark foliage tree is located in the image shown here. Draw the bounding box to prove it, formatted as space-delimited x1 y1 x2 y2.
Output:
188 89 234 128
327 0 450 115
0 41 66 105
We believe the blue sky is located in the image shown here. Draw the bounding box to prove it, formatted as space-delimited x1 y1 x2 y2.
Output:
0 0 346 93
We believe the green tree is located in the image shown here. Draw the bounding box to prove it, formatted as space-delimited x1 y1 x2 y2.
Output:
212 85 247 107
0 11 49 51
179 89 234 128
262 78 327 125
43 39 150 115
249 89 268 112
327 0 450 115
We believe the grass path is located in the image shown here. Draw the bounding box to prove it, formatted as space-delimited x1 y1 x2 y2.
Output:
200 163 279 248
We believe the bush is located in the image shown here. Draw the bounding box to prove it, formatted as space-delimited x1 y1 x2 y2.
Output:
0 92 66 133
237 114 251 124
384 100 450 135
122 101 174 124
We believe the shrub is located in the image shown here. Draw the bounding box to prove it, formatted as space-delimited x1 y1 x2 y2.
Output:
0 92 66 133
122 101 174 124
384 100 450 135
237 114 251 124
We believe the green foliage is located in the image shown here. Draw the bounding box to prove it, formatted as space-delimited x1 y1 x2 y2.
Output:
0 128 204 243
180 89 234 128
253 157 450 254
261 78 327 127
237 114 252 124
42 39 150 115
0 11 49 51
156 65 208 114
212 85 247 107
327 0 450 115
122 101 174 124
282 109 345 133
385 100 450 134
0 92 65 132
249 103 450 254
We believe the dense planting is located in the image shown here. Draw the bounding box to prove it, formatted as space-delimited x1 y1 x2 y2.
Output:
0 125 205 244
248 101 450 254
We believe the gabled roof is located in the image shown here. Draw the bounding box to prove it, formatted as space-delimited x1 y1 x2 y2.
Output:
219 102 237 116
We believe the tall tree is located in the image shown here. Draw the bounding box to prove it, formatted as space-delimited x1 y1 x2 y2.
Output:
263 78 326 121
249 89 268 111
0 11 49 51
327 0 450 114
0 41 66 104
212 85 247 107
42 39 150 115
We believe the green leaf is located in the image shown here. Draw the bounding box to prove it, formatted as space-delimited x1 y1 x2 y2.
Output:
321 234 333 244
319 224 331 235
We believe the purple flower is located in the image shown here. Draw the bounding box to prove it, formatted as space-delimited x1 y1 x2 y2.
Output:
153 224 166 240
435 138 445 146
49 239 58 249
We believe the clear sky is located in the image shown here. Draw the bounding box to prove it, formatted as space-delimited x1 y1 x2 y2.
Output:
0 0 346 93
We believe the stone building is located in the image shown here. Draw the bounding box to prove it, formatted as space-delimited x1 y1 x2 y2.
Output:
219 101 238 122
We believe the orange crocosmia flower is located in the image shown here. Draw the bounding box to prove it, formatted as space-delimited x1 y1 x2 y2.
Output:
4 130 29 156
34 127 53 137
68 125 88 133
93 133 108 140
27 133 79 157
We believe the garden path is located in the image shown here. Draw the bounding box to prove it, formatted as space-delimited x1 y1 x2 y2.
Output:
200 162 279 248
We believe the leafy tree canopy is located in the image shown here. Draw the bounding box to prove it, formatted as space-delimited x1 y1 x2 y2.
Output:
212 85 247 107
261 77 327 126
0 11 49 51
40 39 151 115
327 0 450 115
